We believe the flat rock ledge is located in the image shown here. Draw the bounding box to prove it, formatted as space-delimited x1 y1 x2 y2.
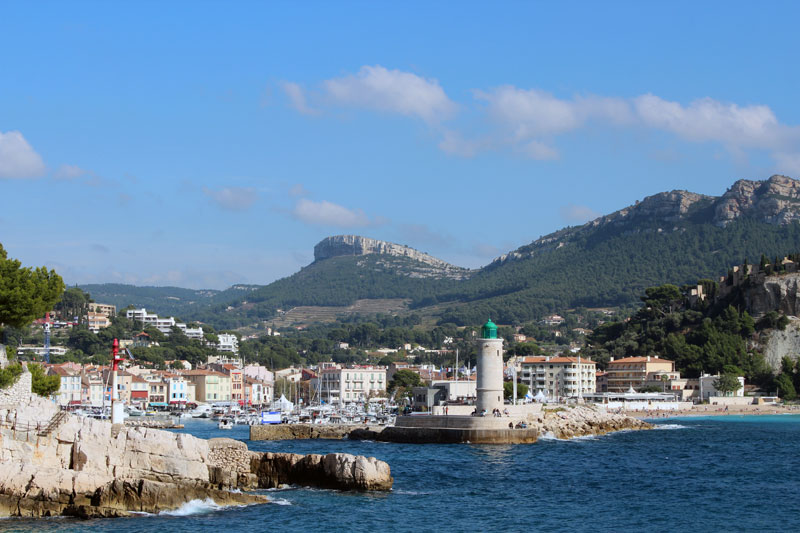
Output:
0 398 392 519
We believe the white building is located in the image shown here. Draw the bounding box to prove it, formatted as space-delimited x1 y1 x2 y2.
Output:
167 376 188 406
217 333 239 355
314 365 386 405
698 374 745 400
429 380 477 402
520 356 597 399
17 346 68 359
48 366 82 406
125 308 182 334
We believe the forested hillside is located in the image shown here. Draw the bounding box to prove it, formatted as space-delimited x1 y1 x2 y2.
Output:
80 176 800 331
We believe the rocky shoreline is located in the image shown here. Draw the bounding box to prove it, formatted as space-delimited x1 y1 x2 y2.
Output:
0 397 392 518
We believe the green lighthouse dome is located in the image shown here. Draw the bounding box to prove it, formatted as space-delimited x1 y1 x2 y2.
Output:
481 319 498 339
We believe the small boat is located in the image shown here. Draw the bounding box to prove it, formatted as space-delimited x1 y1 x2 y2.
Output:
218 419 234 430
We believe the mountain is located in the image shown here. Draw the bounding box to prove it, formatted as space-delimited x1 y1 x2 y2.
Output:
82 175 800 329
77 283 256 320
313 235 471 279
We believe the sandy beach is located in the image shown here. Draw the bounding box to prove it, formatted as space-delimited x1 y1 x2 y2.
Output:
626 404 800 419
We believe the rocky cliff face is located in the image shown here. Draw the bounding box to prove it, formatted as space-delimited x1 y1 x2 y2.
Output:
715 175 800 227
0 398 393 518
314 235 471 279
744 272 800 317
494 175 800 265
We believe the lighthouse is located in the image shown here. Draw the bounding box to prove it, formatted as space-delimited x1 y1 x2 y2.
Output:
476 319 504 414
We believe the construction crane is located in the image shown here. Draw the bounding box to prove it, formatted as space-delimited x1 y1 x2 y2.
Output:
43 312 51 364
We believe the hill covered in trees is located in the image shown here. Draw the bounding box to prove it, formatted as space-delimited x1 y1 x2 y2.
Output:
83 175 800 330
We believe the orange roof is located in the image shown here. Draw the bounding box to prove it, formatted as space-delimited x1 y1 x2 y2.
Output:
607 356 673 365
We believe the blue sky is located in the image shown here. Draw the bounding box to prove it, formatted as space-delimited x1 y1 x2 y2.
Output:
2 1 799 289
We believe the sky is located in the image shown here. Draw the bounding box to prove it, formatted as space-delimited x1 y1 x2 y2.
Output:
2 1 799 290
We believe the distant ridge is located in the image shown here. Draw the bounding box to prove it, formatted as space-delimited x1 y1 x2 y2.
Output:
83 174 800 329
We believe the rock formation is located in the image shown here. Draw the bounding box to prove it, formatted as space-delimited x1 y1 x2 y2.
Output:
493 174 800 265
744 272 800 317
313 235 470 279
0 397 393 518
536 405 651 439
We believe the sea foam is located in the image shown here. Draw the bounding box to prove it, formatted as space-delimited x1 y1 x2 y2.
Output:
159 498 224 516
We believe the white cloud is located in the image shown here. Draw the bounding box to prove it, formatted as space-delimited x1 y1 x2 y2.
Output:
476 86 583 137
292 198 371 227
203 186 258 211
438 130 486 157
0 130 46 179
323 65 456 123
54 164 88 180
521 140 559 160
633 94 791 148
559 204 601 224
280 81 318 115
462 87 799 165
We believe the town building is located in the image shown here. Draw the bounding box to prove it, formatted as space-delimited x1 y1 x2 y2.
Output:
48 365 82 406
130 375 150 408
88 303 116 317
87 312 111 332
244 363 274 384
541 314 565 326
182 370 232 403
17 346 68 359
605 356 675 392
216 333 239 355
313 365 386 404
520 356 597 399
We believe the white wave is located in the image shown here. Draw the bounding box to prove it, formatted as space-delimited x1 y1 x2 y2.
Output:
392 489 431 495
653 424 688 430
159 498 223 516
566 434 597 442
269 498 293 506
264 485 293 491
538 431 558 441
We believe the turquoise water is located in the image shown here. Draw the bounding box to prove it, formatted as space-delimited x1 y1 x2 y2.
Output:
3 416 800 532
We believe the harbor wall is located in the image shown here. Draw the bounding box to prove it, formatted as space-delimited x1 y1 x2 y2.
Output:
430 403 542 416
378 426 538 444
250 423 385 441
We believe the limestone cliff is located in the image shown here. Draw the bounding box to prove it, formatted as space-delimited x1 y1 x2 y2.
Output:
314 235 471 279
743 272 800 317
0 397 393 518
715 175 800 227
493 174 800 265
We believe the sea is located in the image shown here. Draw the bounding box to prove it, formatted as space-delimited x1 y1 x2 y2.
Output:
3 415 800 532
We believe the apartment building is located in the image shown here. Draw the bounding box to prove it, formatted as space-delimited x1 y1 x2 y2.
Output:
314 365 386 404
520 356 596 399
88 303 116 317
48 366 82 406
182 370 232 403
217 333 239 355
605 356 675 392
87 312 111 332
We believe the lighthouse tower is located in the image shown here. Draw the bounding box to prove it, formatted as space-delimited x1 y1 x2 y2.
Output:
476 319 504 414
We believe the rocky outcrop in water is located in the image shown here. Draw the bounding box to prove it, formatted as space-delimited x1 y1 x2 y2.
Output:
0 398 393 518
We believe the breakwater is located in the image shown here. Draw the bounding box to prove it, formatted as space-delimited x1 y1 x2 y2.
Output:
250 423 385 441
